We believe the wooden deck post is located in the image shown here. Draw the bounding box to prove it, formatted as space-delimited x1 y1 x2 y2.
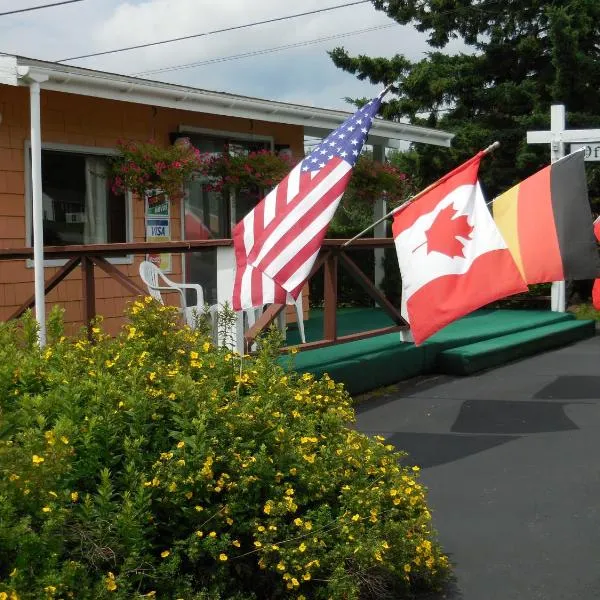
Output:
81 257 96 335
323 252 338 341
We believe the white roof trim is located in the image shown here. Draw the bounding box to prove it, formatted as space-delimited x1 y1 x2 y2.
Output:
11 55 454 148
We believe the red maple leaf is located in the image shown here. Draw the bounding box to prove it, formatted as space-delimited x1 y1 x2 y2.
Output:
419 204 473 258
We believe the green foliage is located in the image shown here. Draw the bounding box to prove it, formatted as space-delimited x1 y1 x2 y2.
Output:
571 302 600 321
330 0 600 207
0 302 449 599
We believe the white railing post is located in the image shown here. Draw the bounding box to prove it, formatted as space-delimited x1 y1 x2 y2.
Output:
216 245 244 353
28 76 48 345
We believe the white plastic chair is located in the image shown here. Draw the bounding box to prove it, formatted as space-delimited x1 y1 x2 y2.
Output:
139 260 206 327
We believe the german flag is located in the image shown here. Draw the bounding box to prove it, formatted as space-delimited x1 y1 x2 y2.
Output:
492 151 600 284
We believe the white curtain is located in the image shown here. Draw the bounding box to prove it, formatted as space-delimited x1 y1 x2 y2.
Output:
84 156 108 244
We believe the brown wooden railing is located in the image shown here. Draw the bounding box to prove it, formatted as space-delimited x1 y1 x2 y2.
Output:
0 238 409 351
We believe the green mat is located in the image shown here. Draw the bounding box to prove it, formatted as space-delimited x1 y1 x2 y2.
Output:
281 308 595 394
438 319 596 375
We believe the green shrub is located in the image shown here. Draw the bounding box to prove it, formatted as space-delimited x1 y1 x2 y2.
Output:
0 300 449 599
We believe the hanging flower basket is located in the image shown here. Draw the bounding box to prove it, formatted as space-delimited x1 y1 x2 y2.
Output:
197 148 294 194
108 138 203 200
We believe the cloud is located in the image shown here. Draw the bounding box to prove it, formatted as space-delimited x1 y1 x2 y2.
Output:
0 0 468 110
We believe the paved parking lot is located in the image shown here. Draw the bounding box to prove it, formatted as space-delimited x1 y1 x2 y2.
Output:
356 336 600 600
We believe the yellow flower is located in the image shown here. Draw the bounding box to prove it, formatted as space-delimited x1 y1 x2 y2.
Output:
298 542 307 552
304 521 312 530
185 491 193 499
302 454 315 464
177 441 185 448
412 465 420 472
71 492 79 502
0 594 6 600
148 372 156 381
257 525 266 532
48 491 58 498
403 564 411 573
254 541 262 548
303 572 311 581
143 592 156 598
105 572 117 591
9 474 19 481
9 568 17 577
32 454 44 465
202 341 211 352
219 553 228 561
351 514 360 522
232 539 241 547
291 577 300 588
294 518 303 527
289 467 297 475
374 551 383 562
92 327 101 334
226 517 234 525
160 550 170 558
42 506 52 513
190 350 199 359
209 531 217 538
263 502 272 515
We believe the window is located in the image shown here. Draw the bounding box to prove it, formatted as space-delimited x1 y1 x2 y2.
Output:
28 148 128 247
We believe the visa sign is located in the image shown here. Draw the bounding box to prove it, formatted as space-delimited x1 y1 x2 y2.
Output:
146 218 170 240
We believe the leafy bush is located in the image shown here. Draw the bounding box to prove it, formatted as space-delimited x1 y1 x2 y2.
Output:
0 301 449 599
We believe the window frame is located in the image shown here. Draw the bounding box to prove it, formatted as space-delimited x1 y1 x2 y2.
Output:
24 141 134 267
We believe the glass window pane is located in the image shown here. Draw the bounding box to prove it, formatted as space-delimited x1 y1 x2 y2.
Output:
36 150 127 246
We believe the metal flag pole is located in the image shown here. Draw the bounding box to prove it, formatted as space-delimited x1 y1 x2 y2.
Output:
342 141 501 248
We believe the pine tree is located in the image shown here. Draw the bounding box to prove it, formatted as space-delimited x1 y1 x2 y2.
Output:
330 0 600 204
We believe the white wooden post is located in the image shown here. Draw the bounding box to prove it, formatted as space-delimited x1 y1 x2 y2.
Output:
28 75 49 344
372 144 387 292
549 105 566 312
216 245 245 353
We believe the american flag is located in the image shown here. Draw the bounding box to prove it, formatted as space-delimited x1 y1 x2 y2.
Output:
231 93 385 311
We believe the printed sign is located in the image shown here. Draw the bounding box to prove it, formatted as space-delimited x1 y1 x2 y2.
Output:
146 217 171 273
145 190 170 217
570 143 600 161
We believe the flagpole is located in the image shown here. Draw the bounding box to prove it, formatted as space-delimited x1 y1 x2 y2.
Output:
342 141 500 248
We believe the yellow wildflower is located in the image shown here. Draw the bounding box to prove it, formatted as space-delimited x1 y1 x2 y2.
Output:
105 572 117 591
403 564 411 573
71 492 79 502
254 541 262 548
32 455 44 465
219 553 228 561
160 550 170 558
209 531 217 538
177 441 185 448
303 572 311 581
202 341 210 352
298 542 307 552
9 474 19 481
294 518 303 527
232 539 240 547
195 530 203 537
226 517 234 525
44 587 57 594
42 506 52 513
351 514 360 522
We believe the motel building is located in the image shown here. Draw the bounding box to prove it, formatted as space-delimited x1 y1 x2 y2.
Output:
0 54 453 338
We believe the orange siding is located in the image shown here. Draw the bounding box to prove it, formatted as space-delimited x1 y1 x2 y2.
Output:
0 85 306 335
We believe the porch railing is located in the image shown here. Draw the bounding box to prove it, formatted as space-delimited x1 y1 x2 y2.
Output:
0 238 409 352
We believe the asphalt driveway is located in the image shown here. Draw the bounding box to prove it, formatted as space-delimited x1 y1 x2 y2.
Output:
355 335 600 600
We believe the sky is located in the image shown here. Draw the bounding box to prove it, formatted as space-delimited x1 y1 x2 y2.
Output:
0 0 466 111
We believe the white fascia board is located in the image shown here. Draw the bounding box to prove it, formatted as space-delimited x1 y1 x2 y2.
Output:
17 59 454 147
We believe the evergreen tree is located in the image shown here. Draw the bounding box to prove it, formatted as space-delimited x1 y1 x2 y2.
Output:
330 0 600 206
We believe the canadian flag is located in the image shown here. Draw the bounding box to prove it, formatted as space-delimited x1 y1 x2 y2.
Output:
393 156 528 345
593 216 600 310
